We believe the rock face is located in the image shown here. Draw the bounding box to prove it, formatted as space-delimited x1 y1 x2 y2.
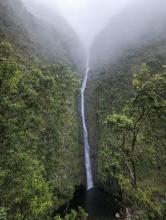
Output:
115 212 120 218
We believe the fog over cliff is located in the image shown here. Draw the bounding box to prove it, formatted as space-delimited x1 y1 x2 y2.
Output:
22 0 166 67
22 0 132 51
20 0 84 68
91 0 166 68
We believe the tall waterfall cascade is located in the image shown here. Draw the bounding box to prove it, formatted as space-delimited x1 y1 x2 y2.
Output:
81 62 94 190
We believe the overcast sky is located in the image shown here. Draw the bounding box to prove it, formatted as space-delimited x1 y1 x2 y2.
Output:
24 0 132 49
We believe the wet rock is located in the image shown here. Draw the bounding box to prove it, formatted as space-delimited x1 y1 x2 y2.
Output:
115 213 120 218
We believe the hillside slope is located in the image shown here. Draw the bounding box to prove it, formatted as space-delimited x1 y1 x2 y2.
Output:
90 0 166 71
22 0 85 71
0 0 84 219
88 1 166 218
0 0 85 69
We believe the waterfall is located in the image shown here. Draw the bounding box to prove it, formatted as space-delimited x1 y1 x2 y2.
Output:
81 62 94 190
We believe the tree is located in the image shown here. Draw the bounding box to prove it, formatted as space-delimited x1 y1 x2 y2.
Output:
103 64 166 217
0 151 52 220
0 41 82 219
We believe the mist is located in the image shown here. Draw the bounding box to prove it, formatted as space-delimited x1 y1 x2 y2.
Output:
1 0 166 219
22 0 166 66
22 0 132 50
91 0 166 68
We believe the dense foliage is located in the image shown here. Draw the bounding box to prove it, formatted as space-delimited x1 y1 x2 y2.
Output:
88 59 166 218
54 208 88 220
1 1 166 220
0 41 83 219
0 1 87 219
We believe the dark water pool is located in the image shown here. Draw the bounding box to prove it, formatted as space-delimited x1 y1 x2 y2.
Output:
57 186 120 220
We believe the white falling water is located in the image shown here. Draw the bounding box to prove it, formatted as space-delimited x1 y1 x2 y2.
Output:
81 62 94 190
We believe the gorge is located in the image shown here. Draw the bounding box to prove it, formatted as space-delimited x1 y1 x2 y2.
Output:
0 0 166 220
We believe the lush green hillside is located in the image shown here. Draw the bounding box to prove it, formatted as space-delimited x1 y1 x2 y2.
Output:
0 0 85 219
88 2 166 218
88 39 166 219
0 0 85 69
1 0 166 219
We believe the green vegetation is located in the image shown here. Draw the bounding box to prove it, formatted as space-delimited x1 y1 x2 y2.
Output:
0 40 83 219
0 0 86 219
88 58 166 218
0 0 85 70
54 208 88 220
1 1 166 220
